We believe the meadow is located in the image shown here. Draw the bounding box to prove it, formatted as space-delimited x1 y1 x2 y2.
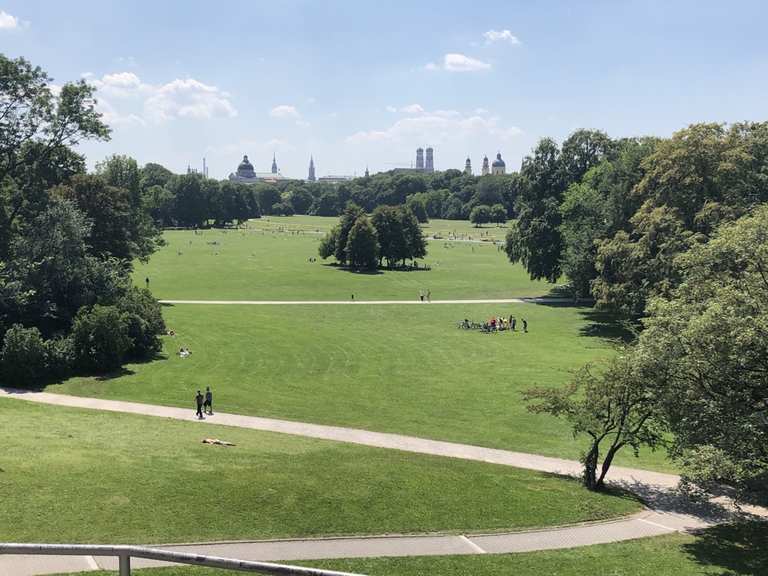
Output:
52 301 670 471
0 398 639 544
131 217 554 301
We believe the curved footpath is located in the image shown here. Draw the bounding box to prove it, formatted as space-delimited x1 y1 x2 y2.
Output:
159 297 572 305
1 387 765 576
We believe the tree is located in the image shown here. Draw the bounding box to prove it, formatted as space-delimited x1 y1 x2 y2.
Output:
345 215 379 270
637 205 768 500
469 204 491 226
0 324 49 386
52 174 134 260
0 54 109 256
71 305 131 372
490 203 507 225
401 207 426 263
524 353 664 491
405 194 428 223
506 138 565 282
318 226 339 260
168 174 207 228
371 205 406 267
333 203 365 264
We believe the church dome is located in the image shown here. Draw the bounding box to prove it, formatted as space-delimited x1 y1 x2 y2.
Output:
492 152 506 167
238 155 254 171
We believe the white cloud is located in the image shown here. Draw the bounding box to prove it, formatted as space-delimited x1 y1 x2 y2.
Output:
346 107 521 145
270 104 300 119
0 10 18 29
401 103 425 115
87 71 237 126
483 29 521 45
425 53 491 72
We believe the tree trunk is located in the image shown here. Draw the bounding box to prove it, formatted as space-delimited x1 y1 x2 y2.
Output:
583 442 600 491
595 442 624 490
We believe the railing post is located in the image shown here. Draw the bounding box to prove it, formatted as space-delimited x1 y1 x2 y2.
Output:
119 553 131 576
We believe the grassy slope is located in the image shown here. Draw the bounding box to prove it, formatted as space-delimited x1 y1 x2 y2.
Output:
55 523 768 575
51 303 670 471
0 398 640 544
131 225 554 301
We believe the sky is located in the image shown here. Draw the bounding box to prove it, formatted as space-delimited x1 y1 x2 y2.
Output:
2 0 768 179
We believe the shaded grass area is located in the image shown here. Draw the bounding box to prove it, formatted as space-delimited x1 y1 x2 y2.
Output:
55 523 768 575
51 302 671 471
0 398 640 544
131 223 555 301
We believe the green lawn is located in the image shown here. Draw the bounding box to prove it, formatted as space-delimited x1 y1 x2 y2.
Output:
131 221 555 301
54 523 768 575
50 302 670 471
0 398 639 544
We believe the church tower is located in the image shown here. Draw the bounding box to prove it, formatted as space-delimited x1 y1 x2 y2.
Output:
365 165 370 178
308 156 316 182
481 155 490 176
425 147 434 172
271 153 278 174
464 157 472 175
416 147 424 170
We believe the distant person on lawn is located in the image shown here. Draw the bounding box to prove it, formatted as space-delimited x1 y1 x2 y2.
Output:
204 386 213 415
522 318 528 333
195 390 205 419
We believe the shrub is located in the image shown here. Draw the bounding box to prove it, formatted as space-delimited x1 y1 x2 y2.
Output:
0 324 48 387
116 287 165 359
72 305 131 372
44 336 75 379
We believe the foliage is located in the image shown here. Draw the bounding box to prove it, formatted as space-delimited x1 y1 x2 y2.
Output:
116 286 166 359
524 354 664 490
71 305 131 372
636 206 768 500
0 324 49 386
470 204 491 226
490 203 507 224
345 215 379 270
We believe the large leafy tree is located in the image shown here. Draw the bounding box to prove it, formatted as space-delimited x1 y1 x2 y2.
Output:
345 215 379 270
637 206 768 500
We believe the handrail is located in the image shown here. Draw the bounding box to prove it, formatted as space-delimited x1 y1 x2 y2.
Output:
0 543 368 576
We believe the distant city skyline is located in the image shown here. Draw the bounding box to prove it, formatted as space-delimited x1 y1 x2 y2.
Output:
2 0 767 178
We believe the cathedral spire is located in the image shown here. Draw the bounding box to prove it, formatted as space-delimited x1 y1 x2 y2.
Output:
308 155 316 182
271 153 278 174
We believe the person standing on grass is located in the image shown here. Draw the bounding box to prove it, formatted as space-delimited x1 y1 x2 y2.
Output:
511 316 516 331
522 318 528 333
204 386 213 415
145 277 150 289
195 390 205 419
427 290 431 302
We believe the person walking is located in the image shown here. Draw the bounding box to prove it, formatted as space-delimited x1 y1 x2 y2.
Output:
145 277 150 289
511 317 516 331
195 390 205 419
204 386 213 415
427 290 431 303
522 318 528 333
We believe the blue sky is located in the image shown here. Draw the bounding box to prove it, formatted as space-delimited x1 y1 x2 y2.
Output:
2 0 767 179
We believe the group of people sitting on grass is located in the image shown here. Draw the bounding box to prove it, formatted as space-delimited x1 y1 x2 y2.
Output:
178 347 192 358
458 316 528 333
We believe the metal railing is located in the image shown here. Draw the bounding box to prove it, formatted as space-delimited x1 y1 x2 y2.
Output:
0 543 368 576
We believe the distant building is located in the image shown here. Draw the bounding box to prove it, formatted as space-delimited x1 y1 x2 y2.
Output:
228 154 288 183
416 148 424 170
481 155 490 176
491 152 506 175
318 175 354 184
307 156 316 182
425 147 434 173
364 165 370 177
464 157 472 175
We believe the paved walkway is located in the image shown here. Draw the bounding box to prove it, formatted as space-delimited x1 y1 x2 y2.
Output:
1 387 765 575
159 297 573 305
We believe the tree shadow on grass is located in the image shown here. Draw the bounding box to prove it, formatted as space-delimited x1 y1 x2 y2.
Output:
682 521 768 576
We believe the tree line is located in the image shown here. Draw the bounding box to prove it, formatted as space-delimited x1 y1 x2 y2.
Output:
318 204 427 270
514 124 768 501
0 54 165 385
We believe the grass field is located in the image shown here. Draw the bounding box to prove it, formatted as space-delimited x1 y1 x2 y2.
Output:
51 302 670 471
131 219 554 301
55 523 768 576
0 398 640 544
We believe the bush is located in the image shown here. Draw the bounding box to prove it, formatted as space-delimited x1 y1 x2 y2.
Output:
72 305 131 372
0 324 49 387
44 336 75 379
116 287 165 359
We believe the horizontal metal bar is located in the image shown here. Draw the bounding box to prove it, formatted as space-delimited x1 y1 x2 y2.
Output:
0 543 367 576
